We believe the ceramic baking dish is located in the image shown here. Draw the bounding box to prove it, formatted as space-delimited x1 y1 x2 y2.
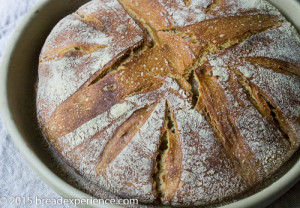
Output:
0 0 299 207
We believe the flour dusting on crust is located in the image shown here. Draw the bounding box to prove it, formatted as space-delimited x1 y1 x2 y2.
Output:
36 0 300 206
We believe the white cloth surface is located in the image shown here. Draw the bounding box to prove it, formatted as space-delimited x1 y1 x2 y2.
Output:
0 0 75 207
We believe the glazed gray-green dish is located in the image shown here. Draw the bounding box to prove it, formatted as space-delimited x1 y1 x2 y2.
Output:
0 0 299 207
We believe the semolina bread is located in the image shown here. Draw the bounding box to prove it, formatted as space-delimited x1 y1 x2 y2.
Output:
36 0 300 206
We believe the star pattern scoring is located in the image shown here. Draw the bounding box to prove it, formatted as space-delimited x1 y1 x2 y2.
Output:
37 0 300 206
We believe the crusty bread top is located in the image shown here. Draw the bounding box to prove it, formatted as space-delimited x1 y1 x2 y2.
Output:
37 0 300 206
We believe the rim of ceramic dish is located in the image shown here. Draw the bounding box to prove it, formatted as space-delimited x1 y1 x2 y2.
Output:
0 0 299 208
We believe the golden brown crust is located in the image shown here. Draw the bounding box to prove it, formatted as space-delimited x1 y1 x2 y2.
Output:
37 0 300 206
96 104 157 174
196 64 289 185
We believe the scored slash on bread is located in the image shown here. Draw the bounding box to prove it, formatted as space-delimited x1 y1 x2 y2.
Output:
36 0 300 206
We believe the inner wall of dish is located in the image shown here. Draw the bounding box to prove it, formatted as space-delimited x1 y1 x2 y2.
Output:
6 0 91 181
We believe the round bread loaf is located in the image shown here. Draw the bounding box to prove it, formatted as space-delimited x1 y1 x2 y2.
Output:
37 0 300 206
